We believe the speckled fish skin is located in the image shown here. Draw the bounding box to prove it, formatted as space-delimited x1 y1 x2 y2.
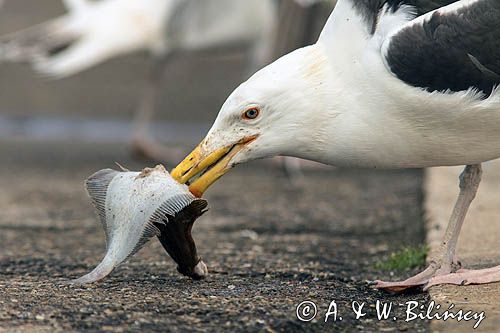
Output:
70 165 208 284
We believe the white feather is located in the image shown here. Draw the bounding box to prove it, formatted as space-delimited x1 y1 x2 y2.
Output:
2 0 278 78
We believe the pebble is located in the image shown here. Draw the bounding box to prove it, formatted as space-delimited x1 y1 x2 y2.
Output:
240 230 259 240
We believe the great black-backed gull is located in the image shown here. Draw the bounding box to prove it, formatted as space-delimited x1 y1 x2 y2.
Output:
172 0 500 291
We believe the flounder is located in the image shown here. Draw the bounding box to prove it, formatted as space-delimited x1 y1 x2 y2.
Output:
70 165 208 284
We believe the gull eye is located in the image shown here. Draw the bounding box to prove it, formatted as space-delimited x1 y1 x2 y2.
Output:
242 108 260 120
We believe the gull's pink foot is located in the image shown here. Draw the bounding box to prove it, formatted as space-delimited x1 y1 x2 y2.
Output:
376 165 484 294
424 265 500 290
374 260 463 293
374 264 444 293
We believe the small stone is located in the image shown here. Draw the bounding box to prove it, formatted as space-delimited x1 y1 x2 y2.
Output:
227 285 236 290
35 315 45 321
240 230 259 240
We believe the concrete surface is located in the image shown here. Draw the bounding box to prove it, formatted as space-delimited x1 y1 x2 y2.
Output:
425 163 500 333
0 141 430 332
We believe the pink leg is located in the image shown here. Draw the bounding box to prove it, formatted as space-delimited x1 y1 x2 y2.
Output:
375 164 483 292
131 136 186 166
130 55 187 165
425 265 500 290
264 156 333 187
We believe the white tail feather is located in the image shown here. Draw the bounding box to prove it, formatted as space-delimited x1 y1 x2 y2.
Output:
34 37 115 79
0 17 79 64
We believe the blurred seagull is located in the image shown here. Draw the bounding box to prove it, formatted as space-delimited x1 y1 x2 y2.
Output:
171 0 500 292
0 0 278 162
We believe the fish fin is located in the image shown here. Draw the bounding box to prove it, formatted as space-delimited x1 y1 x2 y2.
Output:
67 255 115 285
70 219 162 284
149 194 197 225
85 169 119 247
181 199 209 220
148 193 200 259
114 162 129 172
153 196 208 270
126 222 161 261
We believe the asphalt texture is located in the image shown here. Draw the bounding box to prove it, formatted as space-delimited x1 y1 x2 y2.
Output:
0 141 430 332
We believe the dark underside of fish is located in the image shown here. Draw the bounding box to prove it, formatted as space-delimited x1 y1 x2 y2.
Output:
154 199 208 280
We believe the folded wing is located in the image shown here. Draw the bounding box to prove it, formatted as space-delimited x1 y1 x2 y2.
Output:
383 0 500 96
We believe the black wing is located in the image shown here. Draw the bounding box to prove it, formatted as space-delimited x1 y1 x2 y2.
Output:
351 0 458 33
384 0 500 96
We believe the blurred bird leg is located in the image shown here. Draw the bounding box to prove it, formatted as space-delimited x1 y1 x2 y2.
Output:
131 135 186 167
133 58 167 141
240 3 308 186
131 55 185 166
262 0 323 185
281 157 305 187
375 164 484 292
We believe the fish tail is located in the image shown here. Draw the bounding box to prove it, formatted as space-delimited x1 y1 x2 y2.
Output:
67 255 116 285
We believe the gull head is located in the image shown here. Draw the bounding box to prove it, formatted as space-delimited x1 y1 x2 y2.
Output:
172 45 330 196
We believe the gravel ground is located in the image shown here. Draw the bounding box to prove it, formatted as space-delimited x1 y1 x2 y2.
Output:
0 141 430 332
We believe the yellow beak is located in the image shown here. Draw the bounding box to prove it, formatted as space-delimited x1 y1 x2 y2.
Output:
171 135 257 197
